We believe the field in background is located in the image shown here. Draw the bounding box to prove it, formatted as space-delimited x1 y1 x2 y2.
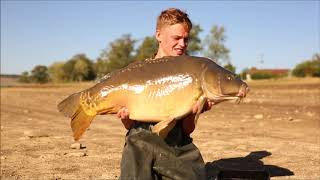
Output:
1 78 319 179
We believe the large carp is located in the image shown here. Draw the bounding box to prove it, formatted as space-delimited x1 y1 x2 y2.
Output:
58 55 249 140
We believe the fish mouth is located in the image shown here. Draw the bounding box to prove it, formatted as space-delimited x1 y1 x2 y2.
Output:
209 95 244 104
208 85 248 104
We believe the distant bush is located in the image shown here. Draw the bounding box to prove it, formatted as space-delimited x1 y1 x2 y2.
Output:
30 65 50 84
251 72 289 80
19 66 50 83
47 54 96 82
48 62 67 83
245 67 289 80
223 63 236 73
292 54 320 77
18 71 31 83
239 68 249 80
251 73 274 79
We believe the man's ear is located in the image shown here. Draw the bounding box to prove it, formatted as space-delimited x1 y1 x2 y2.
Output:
155 29 162 42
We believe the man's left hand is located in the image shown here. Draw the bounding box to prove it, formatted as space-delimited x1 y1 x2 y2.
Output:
183 100 215 134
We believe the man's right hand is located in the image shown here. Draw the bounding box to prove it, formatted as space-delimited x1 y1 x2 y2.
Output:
117 107 133 130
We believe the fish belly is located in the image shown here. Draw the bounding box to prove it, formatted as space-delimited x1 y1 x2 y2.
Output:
126 78 203 122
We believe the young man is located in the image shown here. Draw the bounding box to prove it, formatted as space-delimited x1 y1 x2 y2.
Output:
118 8 212 180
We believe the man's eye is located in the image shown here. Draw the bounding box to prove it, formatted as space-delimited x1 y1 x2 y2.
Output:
227 75 233 80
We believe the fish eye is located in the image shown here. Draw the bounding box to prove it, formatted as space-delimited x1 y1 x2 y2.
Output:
227 75 233 80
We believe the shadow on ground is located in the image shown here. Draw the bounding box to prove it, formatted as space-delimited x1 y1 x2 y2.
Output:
205 151 294 179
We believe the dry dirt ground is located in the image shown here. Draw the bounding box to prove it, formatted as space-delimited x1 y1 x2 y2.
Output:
1 78 319 180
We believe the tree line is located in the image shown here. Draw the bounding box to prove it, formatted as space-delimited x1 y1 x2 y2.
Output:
19 24 319 84
291 53 320 77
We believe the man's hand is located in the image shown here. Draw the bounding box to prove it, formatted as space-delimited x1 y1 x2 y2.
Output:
183 100 215 134
202 100 215 112
117 107 133 130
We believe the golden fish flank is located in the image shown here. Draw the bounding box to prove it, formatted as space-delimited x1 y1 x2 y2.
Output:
80 73 195 118
80 92 100 116
100 73 194 98
146 74 193 97
101 84 145 97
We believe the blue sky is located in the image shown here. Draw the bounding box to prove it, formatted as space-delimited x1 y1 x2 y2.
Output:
1 1 319 74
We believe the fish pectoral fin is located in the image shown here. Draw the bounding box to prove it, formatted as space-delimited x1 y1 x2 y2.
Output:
194 96 207 125
71 107 95 141
151 118 177 138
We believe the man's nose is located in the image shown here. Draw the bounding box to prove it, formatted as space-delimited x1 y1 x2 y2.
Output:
178 39 186 47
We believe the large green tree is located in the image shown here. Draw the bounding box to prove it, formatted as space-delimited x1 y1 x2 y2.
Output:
30 65 50 83
96 34 136 77
95 58 110 79
203 25 230 65
48 62 67 82
135 36 158 60
72 54 96 81
62 59 76 81
62 54 96 82
187 24 203 55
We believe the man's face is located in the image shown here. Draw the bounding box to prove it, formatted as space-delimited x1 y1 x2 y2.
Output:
156 23 190 56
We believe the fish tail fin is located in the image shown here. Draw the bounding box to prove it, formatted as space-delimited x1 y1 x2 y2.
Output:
71 107 95 141
57 92 81 118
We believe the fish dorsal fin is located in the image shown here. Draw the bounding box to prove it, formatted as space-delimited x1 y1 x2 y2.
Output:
98 57 172 83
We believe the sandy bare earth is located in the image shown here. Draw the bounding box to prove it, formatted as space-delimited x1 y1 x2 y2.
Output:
1 78 319 180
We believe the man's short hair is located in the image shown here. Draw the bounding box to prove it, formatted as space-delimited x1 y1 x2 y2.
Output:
156 8 192 32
